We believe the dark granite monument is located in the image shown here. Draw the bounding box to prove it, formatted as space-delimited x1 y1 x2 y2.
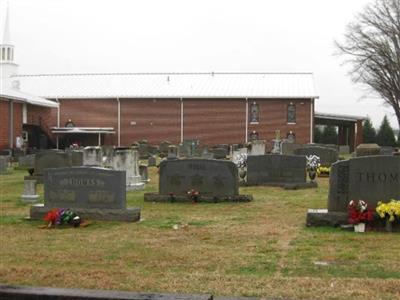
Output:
328 156 400 211
34 151 71 176
246 154 313 189
30 167 140 222
294 145 338 167
281 142 303 155
307 156 400 227
144 159 252 202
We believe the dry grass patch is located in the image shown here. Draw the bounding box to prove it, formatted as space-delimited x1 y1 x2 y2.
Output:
1 167 399 300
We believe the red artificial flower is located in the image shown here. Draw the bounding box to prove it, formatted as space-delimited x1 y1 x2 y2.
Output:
43 208 60 225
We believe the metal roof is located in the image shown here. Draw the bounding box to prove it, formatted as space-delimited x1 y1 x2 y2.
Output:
0 86 59 108
13 72 319 99
315 112 366 122
51 127 115 134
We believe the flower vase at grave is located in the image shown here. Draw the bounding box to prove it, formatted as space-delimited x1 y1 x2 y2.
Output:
385 218 393 232
308 170 317 181
354 223 366 233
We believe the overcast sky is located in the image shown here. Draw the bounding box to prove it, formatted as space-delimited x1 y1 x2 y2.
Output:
2 0 398 130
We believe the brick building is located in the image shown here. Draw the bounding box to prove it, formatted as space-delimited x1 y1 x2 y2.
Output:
1 5 321 151
0 7 58 151
13 72 318 149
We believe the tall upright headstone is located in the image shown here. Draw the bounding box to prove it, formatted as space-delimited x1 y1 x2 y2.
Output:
249 140 266 156
83 146 102 167
113 149 144 191
21 180 39 203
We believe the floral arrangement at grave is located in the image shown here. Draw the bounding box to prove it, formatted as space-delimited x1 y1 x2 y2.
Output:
347 200 374 225
317 166 330 177
234 153 247 169
376 199 400 223
233 153 247 180
306 155 320 181
43 208 81 228
187 189 200 202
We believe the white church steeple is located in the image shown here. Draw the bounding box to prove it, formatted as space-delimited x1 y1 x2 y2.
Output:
1 2 18 81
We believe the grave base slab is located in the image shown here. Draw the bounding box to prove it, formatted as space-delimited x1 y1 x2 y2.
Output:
144 193 253 203
284 181 318 190
30 204 141 222
306 209 348 227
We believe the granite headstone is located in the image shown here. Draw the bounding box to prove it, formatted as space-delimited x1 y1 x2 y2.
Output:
294 146 338 167
159 159 239 196
328 156 400 212
83 146 103 166
30 167 140 222
246 154 307 186
18 154 35 169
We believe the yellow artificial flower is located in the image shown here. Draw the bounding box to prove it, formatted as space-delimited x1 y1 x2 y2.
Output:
376 199 400 222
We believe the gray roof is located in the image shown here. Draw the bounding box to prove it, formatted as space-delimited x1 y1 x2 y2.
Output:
315 112 366 122
13 72 318 99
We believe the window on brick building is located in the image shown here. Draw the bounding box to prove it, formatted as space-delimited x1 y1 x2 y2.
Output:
249 101 259 124
287 102 296 124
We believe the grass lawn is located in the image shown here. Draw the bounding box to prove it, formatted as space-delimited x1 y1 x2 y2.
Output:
1 165 399 300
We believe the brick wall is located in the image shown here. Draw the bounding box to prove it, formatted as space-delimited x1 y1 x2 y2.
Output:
54 98 313 147
27 104 58 139
59 99 118 145
0 99 24 149
120 98 181 145
184 99 246 144
0 99 10 149
248 99 312 148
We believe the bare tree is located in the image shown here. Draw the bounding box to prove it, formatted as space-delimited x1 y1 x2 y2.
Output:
336 0 400 130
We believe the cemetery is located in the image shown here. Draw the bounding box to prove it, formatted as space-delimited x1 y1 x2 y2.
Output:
1 141 399 300
1 1 400 299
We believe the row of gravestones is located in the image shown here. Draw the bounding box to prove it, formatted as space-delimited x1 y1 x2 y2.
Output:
21 146 145 190
20 152 399 225
30 152 320 222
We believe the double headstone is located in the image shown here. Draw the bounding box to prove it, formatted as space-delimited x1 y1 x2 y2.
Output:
246 154 309 188
30 167 140 222
294 146 338 167
307 156 400 226
281 143 303 156
328 156 400 211
144 159 252 202
34 151 71 176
